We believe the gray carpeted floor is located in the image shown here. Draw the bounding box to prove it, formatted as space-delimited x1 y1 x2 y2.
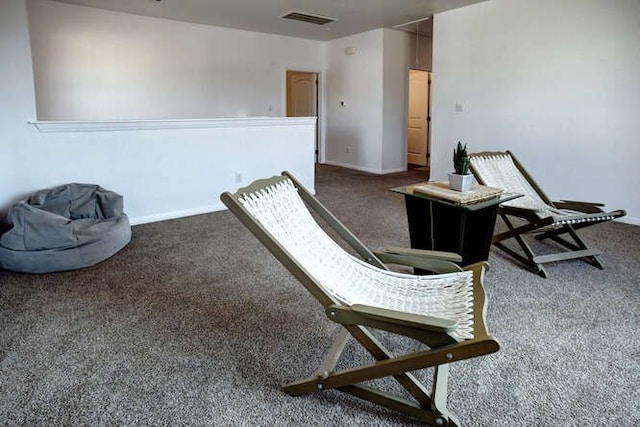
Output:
1 164 638 426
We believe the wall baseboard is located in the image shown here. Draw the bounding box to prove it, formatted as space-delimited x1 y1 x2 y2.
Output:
130 204 225 226
616 216 640 227
323 160 406 175
129 183 317 226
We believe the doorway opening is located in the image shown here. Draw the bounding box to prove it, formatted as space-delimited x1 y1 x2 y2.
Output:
407 69 431 179
286 70 319 162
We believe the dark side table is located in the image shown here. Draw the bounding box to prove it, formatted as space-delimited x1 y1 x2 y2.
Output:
391 184 521 267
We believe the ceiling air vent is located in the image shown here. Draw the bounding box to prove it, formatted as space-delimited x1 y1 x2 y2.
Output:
281 11 335 26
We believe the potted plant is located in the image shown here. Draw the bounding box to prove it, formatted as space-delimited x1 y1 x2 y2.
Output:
448 141 473 192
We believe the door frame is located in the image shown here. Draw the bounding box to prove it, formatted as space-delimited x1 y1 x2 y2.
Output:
407 68 432 170
285 68 322 163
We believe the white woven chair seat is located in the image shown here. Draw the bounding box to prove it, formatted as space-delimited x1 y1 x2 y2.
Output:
239 179 475 341
470 153 611 227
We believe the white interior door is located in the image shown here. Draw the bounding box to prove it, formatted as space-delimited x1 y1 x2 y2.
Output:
407 69 431 166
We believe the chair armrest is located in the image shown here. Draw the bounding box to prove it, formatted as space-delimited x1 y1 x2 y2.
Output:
326 304 457 333
499 204 540 219
382 247 463 262
373 247 463 274
463 261 491 274
554 200 605 213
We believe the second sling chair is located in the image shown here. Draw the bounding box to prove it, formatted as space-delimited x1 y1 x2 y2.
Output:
221 172 499 426
469 151 626 278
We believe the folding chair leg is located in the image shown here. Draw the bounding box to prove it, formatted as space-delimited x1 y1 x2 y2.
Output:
315 328 351 379
494 214 607 276
536 225 604 269
564 226 605 269
340 384 458 426
283 325 438 405
536 225 583 251
349 325 437 407
494 242 547 278
495 214 548 278
282 325 498 425
431 364 460 425
545 234 581 251
589 255 605 269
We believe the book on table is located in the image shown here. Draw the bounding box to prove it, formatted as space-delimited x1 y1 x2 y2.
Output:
409 181 503 205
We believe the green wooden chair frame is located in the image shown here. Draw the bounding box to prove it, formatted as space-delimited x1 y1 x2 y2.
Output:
221 172 499 426
469 150 626 278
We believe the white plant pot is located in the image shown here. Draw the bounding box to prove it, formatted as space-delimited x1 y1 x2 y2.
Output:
448 173 474 192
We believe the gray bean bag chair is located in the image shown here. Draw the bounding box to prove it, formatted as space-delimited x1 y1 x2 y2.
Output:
0 183 131 273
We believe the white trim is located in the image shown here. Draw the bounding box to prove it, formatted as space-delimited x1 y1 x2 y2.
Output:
381 166 409 174
129 183 317 225
28 117 317 133
129 203 226 226
323 160 406 175
324 160 379 174
616 216 640 226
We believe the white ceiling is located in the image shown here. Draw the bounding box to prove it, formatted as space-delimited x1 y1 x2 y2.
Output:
51 0 486 41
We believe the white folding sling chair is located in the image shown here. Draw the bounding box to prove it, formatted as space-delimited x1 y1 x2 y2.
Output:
469 151 626 278
221 172 500 425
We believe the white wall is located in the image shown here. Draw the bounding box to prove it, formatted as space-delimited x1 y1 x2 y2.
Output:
1 0 38 210
325 28 410 174
26 119 316 224
382 29 411 172
28 0 324 121
325 30 384 173
1 0 315 224
431 0 640 223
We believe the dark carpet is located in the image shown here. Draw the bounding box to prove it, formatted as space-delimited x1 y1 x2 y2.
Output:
1 164 638 426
